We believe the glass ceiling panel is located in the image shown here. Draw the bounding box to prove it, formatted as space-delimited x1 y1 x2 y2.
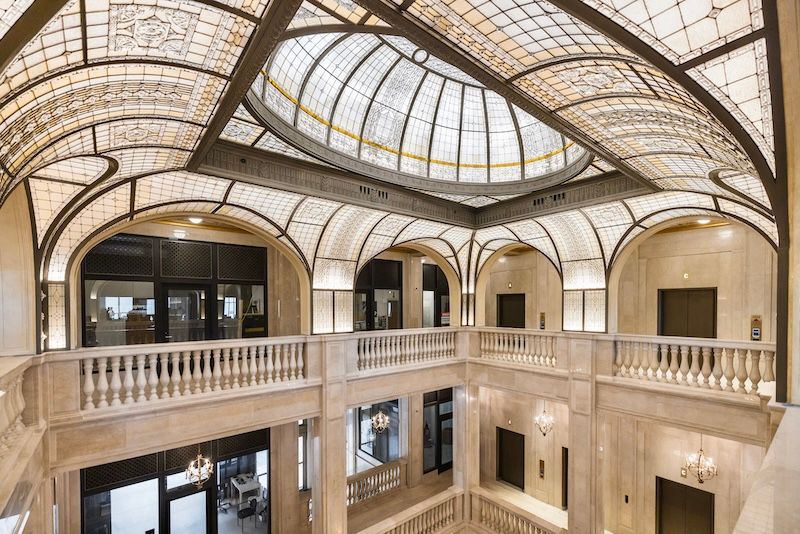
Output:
0 0 34 40
258 31 580 185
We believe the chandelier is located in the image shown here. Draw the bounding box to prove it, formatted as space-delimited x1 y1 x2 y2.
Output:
186 449 214 488
683 435 717 484
371 410 390 433
534 409 554 437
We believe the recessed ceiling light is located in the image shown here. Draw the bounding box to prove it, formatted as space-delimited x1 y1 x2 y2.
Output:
188 217 203 224
697 218 711 225
498 257 506 263
173 229 187 239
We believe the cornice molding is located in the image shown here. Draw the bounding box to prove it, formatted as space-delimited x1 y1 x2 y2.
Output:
201 141 651 228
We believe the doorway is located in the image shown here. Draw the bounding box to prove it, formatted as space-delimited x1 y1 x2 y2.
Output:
496 427 525 490
497 294 526 328
162 285 212 342
656 477 714 534
658 288 717 338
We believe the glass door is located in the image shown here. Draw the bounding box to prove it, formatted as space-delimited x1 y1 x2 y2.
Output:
166 488 211 534
162 285 212 342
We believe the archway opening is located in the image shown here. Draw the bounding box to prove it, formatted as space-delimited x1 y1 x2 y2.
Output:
70 213 310 347
354 244 461 331
609 216 777 341
476 245 562 330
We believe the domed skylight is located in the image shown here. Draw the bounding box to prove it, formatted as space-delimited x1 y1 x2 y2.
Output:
252 32 585 187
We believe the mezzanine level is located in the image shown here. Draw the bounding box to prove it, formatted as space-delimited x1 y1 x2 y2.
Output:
0 327 782 533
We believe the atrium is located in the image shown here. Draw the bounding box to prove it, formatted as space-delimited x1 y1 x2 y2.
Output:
0 0 797 532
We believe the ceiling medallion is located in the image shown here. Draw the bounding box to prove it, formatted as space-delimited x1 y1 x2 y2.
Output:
371 410 390 434
534 409 554 437
110 6 198 56
186 448 214 488
683 435 717 484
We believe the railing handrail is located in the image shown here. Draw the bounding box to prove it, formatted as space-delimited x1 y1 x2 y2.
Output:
349 326 462 340
354 486 463 534
471 486 565 534
612 332 775 351
347 458 407 484
39 335 314 363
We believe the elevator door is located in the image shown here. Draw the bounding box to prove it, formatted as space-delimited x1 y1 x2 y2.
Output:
658 288 717 338
497 294 526 328
657 477 714 534
496 427 525 490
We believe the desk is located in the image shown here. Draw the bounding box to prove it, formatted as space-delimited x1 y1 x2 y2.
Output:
231 474 261 504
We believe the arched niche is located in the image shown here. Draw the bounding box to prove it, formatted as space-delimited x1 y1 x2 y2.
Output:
474 243 563 329
355 241 462 329
607 215 777 341
65 211 313 348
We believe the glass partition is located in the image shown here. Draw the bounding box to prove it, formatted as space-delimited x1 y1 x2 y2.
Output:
83 280 155 346
83 479 159 534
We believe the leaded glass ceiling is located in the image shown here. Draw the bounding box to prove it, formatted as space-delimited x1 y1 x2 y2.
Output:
251 31 586 188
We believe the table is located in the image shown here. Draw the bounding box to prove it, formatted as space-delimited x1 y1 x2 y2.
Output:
230 473 261 505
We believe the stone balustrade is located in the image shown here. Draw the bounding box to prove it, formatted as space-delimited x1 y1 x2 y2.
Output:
614 335 776 395
355 328 458 372
477 329 562 368
470 487 565 534
354 486 463 534
48 337 311 411
0 358 31 456
346 459 407 507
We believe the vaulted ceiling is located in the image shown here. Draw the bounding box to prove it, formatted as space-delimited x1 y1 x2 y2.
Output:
0 0 787 339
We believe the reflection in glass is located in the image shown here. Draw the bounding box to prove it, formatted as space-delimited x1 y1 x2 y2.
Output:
166 288 206 342
169 490 207 534
422 290 435 328
83 479 159 534
218 284 266 339
374 289 401 330
358 400 400 464
354 292 368 331
440 417 453 466
83 280 155 346
216 451 269 533
423 404 439 472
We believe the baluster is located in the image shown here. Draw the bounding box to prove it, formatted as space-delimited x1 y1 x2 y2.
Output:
202 350 212 393
169 352 182 398
160 354 171 399
222 348 232 390
83 359 96 410
735 349 748 393
274 345 284 382
133 354 147 404
614 341 623 376
699 347 712 388
623 342 634 377
677 345 690 385
250 347 259 386
647 343 658 380
108 356 122 407
122 355 135 405
689 346 701 386
763 350 775 382
181 351 192 396
257 346 266 385
281 344 290 381
96 357 109 408
357 339 365 370
711 347 723 390
723 348 736 392
631 342 642 379
266 345 275 383
658 344 669 382
289 344 298 380
667 345 679 384
240 347 250 388
147 354 159 401
192 350 202 394
232 347 242 388
750 349 761 394
211 349 222 391
297 343 305 378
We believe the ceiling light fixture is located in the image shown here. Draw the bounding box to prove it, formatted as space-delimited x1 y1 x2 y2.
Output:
188 217 203 224
697 218 711 225
186 448 214 488
173 229 187 239
534 409 554 436
371 410 390 434
684 435 717 484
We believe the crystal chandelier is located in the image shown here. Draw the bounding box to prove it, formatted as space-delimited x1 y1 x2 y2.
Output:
186 449 214 488
534 409 554 436
684 435 717 484
371 410 390 433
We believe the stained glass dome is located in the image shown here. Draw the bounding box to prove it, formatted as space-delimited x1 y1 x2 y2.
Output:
251 32 586 189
